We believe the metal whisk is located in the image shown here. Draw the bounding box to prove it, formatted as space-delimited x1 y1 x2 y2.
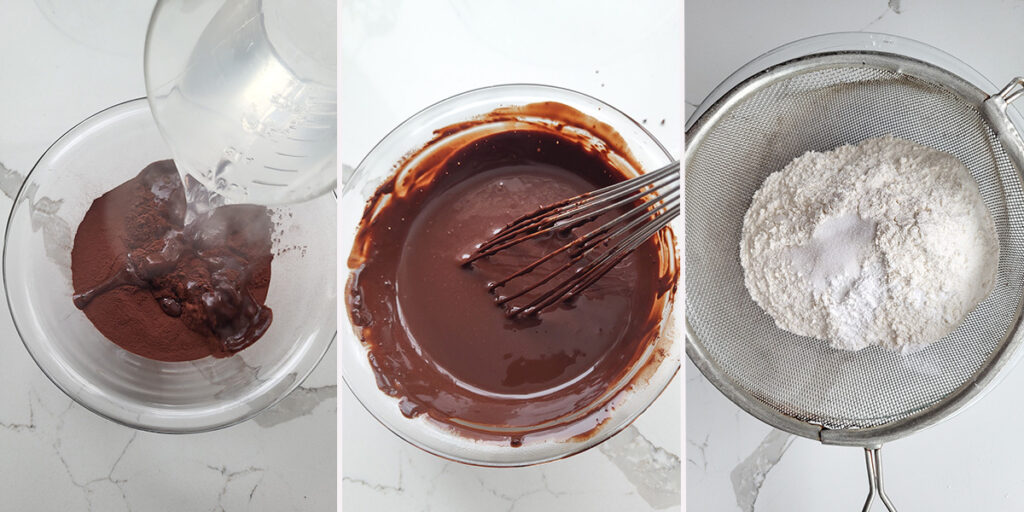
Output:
463 161 679 317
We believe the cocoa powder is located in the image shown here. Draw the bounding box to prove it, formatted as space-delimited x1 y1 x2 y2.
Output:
70 160 274 362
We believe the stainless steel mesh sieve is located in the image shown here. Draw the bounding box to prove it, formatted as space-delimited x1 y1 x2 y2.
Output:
685 44 1024 510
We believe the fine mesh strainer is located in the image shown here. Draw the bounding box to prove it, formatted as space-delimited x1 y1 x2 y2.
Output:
686 33 1024 510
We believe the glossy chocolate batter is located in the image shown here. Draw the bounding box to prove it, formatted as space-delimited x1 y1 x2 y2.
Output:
347 104 675 445
71 160 274 362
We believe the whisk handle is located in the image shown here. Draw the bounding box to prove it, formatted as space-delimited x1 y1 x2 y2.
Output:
861 447 898 512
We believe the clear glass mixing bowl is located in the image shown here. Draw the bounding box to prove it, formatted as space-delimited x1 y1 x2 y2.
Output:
4 98 337 433
341 83 680 466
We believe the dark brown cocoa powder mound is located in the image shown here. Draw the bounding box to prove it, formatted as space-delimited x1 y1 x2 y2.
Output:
71 160 274 362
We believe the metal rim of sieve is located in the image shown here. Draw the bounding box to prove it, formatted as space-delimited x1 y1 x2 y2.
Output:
686 44 1024 509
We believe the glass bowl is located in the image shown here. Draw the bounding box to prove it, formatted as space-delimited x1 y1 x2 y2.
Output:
4 98 336 433
340 83 680 466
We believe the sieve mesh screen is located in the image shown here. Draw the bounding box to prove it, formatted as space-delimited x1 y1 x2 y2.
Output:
686 59 1024 430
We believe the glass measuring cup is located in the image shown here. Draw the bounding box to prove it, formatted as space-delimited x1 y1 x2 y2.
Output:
145 0 337 206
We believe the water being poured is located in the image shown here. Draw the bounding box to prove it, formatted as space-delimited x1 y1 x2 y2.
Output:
181 171 228 224
146 0 337 206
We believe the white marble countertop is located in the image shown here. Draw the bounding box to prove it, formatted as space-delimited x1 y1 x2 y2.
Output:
686 1 1024 510
0 2 336 510
340 1 681 510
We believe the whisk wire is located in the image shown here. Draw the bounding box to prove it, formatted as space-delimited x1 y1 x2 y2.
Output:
470 163 679 260
515 202 679 316
490 182 680 292
467 161 679 317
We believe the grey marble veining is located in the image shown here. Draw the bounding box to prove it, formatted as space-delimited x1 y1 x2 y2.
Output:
341 385 681 512
600 426 682 509
729 430 793 512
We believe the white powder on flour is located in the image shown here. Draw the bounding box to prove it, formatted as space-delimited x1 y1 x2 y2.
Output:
740 136 999 352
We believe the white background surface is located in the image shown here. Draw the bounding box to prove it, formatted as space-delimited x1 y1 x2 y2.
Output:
686 1 1024 511
0 1 336 510
340 1 682 511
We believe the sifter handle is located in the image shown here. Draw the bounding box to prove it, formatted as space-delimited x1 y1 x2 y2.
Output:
983 78 1024 188
861 447 898 512
997 77 1024 104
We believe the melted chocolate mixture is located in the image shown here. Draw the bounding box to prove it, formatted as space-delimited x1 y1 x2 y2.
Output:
348 117 673 444
71 160 274 362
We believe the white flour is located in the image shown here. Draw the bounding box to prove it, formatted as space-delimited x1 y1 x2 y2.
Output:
740 136 999 352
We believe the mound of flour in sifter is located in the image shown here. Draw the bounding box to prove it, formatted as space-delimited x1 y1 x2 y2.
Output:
740 136 999 353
